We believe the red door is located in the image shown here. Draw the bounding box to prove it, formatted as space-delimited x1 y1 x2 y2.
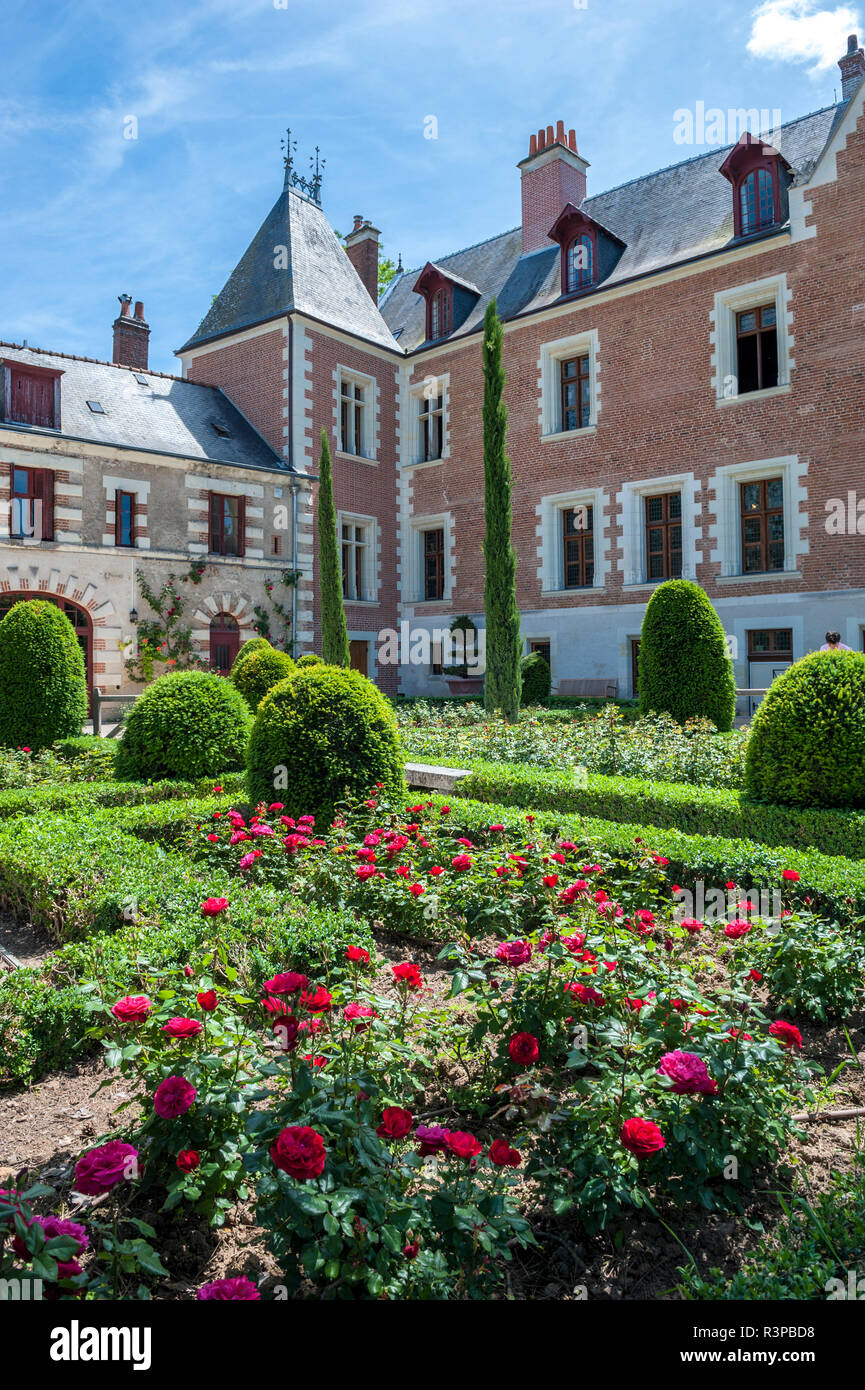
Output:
209 614 241 673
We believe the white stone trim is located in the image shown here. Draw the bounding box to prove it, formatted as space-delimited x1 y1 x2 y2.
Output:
406 510 455 604
790 79 865 242
706 453 808 578
536 486 611 592
615 471 702 586
337 509 378 602
333 364 379 461
538 327 601 436
184 475 264 498
710 273 793 402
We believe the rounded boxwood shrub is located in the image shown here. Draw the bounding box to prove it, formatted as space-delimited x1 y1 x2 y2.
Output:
247 665 406 823
230 636 272 678
232 647 297 712
115 670 252 781
0 600 88 750
296 653 324 667
639 580 736 731
520 651 551 705
744 650 865 808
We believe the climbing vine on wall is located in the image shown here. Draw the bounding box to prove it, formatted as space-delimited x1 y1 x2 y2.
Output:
252 568 301 653
124 563 208 684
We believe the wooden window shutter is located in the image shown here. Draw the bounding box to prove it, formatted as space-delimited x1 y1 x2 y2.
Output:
39 469 54 540
208 492 218 551
237 495 246 557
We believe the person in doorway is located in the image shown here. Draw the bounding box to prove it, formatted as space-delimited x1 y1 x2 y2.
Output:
819 630 852 651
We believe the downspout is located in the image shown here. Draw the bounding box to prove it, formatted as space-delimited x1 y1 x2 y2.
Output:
287 314 298 655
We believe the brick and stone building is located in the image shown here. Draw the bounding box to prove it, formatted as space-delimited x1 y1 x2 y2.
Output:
3 37 864 709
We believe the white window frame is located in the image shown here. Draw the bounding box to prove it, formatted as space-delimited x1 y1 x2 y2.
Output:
338 511 377 603
710 272 793 405
707 454 807 581
539 327 600 439
537 487 609 594
410 512 453 604
336 367 376 459
410 374 449 465
617 472 701 588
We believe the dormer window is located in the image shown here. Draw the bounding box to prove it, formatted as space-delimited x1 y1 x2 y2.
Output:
1 360 63 430
719 134 790 241
566 233 595 292
429 289 451 340
413 262 480 344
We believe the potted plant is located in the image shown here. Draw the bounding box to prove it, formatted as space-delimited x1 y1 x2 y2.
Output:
443 616 484 696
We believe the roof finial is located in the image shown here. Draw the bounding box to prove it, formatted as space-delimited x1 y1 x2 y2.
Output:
281 128 297 190
396 252 403 273
280 127 325 204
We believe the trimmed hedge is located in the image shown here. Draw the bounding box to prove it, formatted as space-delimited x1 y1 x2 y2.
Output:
247 665 406 825
0 813 373 1087
231 647 296 713
230 636 272 676
0 600 88 750
0 772 246 821
520 651 551 705
639 580 735 731
116 670 252 782
745 650 865 808
457 761 865 860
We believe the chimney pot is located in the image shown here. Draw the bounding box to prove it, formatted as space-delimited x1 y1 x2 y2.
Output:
849 32 858 51
529 133 537 156
537 127 545 149
568 128 577 151
133 300 144 320
546 123 554 146
113 294 150 370
353 214 364 230
556 119 565 144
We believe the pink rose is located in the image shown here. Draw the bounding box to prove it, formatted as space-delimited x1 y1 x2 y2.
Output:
74 1140 139 1194
657 1050 718 1095
153 1075 196 1119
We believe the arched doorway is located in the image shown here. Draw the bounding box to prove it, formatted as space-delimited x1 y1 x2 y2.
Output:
209 613 241 673
0 591 93 705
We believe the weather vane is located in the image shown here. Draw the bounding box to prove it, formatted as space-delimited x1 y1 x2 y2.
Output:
281 128 325 204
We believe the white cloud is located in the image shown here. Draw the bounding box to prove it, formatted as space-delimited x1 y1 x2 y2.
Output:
747 0 861 73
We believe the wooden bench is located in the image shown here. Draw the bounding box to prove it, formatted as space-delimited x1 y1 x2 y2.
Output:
555 678 618 699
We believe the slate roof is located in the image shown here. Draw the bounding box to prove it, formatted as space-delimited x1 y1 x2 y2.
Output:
180 186 400 353
379 103 847 353
0 344 284 471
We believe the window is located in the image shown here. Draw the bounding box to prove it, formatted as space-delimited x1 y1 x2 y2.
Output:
86 400 105 414
736 304 778 394
566 233 594 292
740 477 784 573
10 466 54 541
529 639 551 667
418 392 444 462
209 614 240 674
208 493 245 557
429 289 451 340
339 375 369 457
115 490 136 548
645 493 682 580
739 168 775 235
423 527 445 600
747 628 792 658
560 356 591 432
271 534 282 556
2 364 61 429
341 520 372 601
563 505 594 588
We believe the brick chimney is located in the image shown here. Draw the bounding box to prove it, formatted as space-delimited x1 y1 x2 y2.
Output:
112 294 150 370
840 33 865 100
518 121 589 255
344 215 381 302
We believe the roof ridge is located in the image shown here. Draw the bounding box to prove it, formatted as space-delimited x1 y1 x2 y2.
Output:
0 340 195 384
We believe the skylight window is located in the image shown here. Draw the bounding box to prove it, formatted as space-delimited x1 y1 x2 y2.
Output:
211 422 231 439
135 374 149 386
86 400 105 414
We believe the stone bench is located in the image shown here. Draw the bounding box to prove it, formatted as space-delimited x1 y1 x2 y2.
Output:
555 678 618 699
404 762 472 793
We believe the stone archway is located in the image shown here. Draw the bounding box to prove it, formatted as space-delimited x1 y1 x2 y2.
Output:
192 591 257 666
0 561 125 692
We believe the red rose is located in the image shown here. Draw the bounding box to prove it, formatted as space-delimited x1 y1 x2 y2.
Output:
451 854 473 872
392 962 423 990
409 883 425 897
197 990 218 1012
344 1002 377 1032
201 897 229 917
447 1131 482 1160
273 1017 300 1051
620 1118 666 1157
345 946 370 964
489 1139 521 1168
270 1125 327 1180
376 1106 413 1140
300 985 332 1013
508 1032 539 1066
153 1075 196 1119
782 869 800 882
161 1017 203 1039
542 874 559 888
264 971 308 995
403 1241 420 1259
428 866 445 877
769 1019 802 1050
176 1150 200 1172
111 995 152 1023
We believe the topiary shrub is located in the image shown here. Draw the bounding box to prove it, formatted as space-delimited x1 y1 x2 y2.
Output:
232 647 297 712
247 665 406 824
230 636 272 679
296 653 324 668
520 651 551 705
0 600 88 750
115 671 252 782
744 651 865 808
638 580 735 732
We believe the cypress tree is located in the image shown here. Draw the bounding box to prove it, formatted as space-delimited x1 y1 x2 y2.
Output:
317 428 350 668
482 299 521 720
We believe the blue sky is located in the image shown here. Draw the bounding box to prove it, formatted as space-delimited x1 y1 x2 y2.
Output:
0 0 859 373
